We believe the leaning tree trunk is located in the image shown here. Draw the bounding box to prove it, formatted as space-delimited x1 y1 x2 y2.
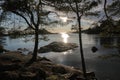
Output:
31 27 39 62
77 16 87 80
75 2 87 79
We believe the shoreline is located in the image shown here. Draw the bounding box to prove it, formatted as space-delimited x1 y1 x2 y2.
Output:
0 51 95 80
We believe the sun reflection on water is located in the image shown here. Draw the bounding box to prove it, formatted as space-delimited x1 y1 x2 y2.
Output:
62 50 73 55
63 52 67 55
60 32 69 43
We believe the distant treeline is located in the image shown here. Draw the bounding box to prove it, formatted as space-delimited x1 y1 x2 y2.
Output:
83 19 120 36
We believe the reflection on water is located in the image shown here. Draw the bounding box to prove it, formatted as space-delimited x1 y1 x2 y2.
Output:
0 37 5 45
63 52 68 55
2 33 120 80
62 50 72 55
99 37 120 49
60 32 69 43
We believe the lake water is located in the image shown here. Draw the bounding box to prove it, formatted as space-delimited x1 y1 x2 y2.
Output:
2 33 120 80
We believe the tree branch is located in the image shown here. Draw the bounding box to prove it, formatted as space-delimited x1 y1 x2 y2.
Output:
67 0 77 13
28 9 36 27
36 0 41 27
104 0 109 19
12 11 35 30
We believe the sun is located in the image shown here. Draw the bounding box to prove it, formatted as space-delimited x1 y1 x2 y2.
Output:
59 16 68 22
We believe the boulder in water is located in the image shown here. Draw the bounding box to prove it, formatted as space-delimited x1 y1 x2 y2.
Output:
38 42 78 53
91 46 98 53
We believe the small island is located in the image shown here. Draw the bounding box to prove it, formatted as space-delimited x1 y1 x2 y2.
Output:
38 42 78 53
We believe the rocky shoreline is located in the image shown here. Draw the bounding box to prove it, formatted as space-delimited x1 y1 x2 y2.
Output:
0 51 95 80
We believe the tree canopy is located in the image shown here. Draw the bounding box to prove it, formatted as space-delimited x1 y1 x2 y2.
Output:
107 0 120 18
1 0 51 61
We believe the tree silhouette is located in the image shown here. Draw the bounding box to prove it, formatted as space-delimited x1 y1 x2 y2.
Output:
45 0 101 79
107 0 120 18
101 0 119 36
1 0 51 62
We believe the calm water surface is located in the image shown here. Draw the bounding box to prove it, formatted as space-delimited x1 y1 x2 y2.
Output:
2 33 120 80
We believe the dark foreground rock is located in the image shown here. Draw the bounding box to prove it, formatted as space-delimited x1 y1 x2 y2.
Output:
0 45 4 53
0 45 9 53
0 52 96 80
38 42 78 53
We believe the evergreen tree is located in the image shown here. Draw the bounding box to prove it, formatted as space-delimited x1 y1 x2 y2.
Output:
1 0 51 62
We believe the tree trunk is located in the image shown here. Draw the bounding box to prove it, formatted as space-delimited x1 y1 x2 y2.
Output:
68 1 87 79
75 2 87 79
104 0 109 19
31 28 39 62
104 0 114 33
77 16 87 80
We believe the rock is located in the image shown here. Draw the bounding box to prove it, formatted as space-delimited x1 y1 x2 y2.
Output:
17 48 22 50
20 68 46 80
20 72 36 79
0 51 85 80
38 42 78 53
38 57 51 61
91 46 98 53
52 66 67 74
86 72 97 80
0 64 22 72
0 71 19 80
0 45 9 53
67 72 84 80
86 72 95 77
17 48 29 51
68 72 96 80
35 69 46 80
0 45 4 53
39 46 51 53
47 75 66 80
0 52 24 62
28 51 33 55
12 59 22 63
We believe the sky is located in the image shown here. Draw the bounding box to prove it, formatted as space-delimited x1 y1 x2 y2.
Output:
47 0 117 33
0 0 115 33
45 11 99 33
43 0 114 33
1 5 97 33
44 5 101 33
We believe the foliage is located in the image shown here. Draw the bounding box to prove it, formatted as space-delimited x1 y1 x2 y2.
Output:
1 0 48 29
107 0 120 17
0 0 50 61
45 0 101 15
83 26 102 34
97 0 120 36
